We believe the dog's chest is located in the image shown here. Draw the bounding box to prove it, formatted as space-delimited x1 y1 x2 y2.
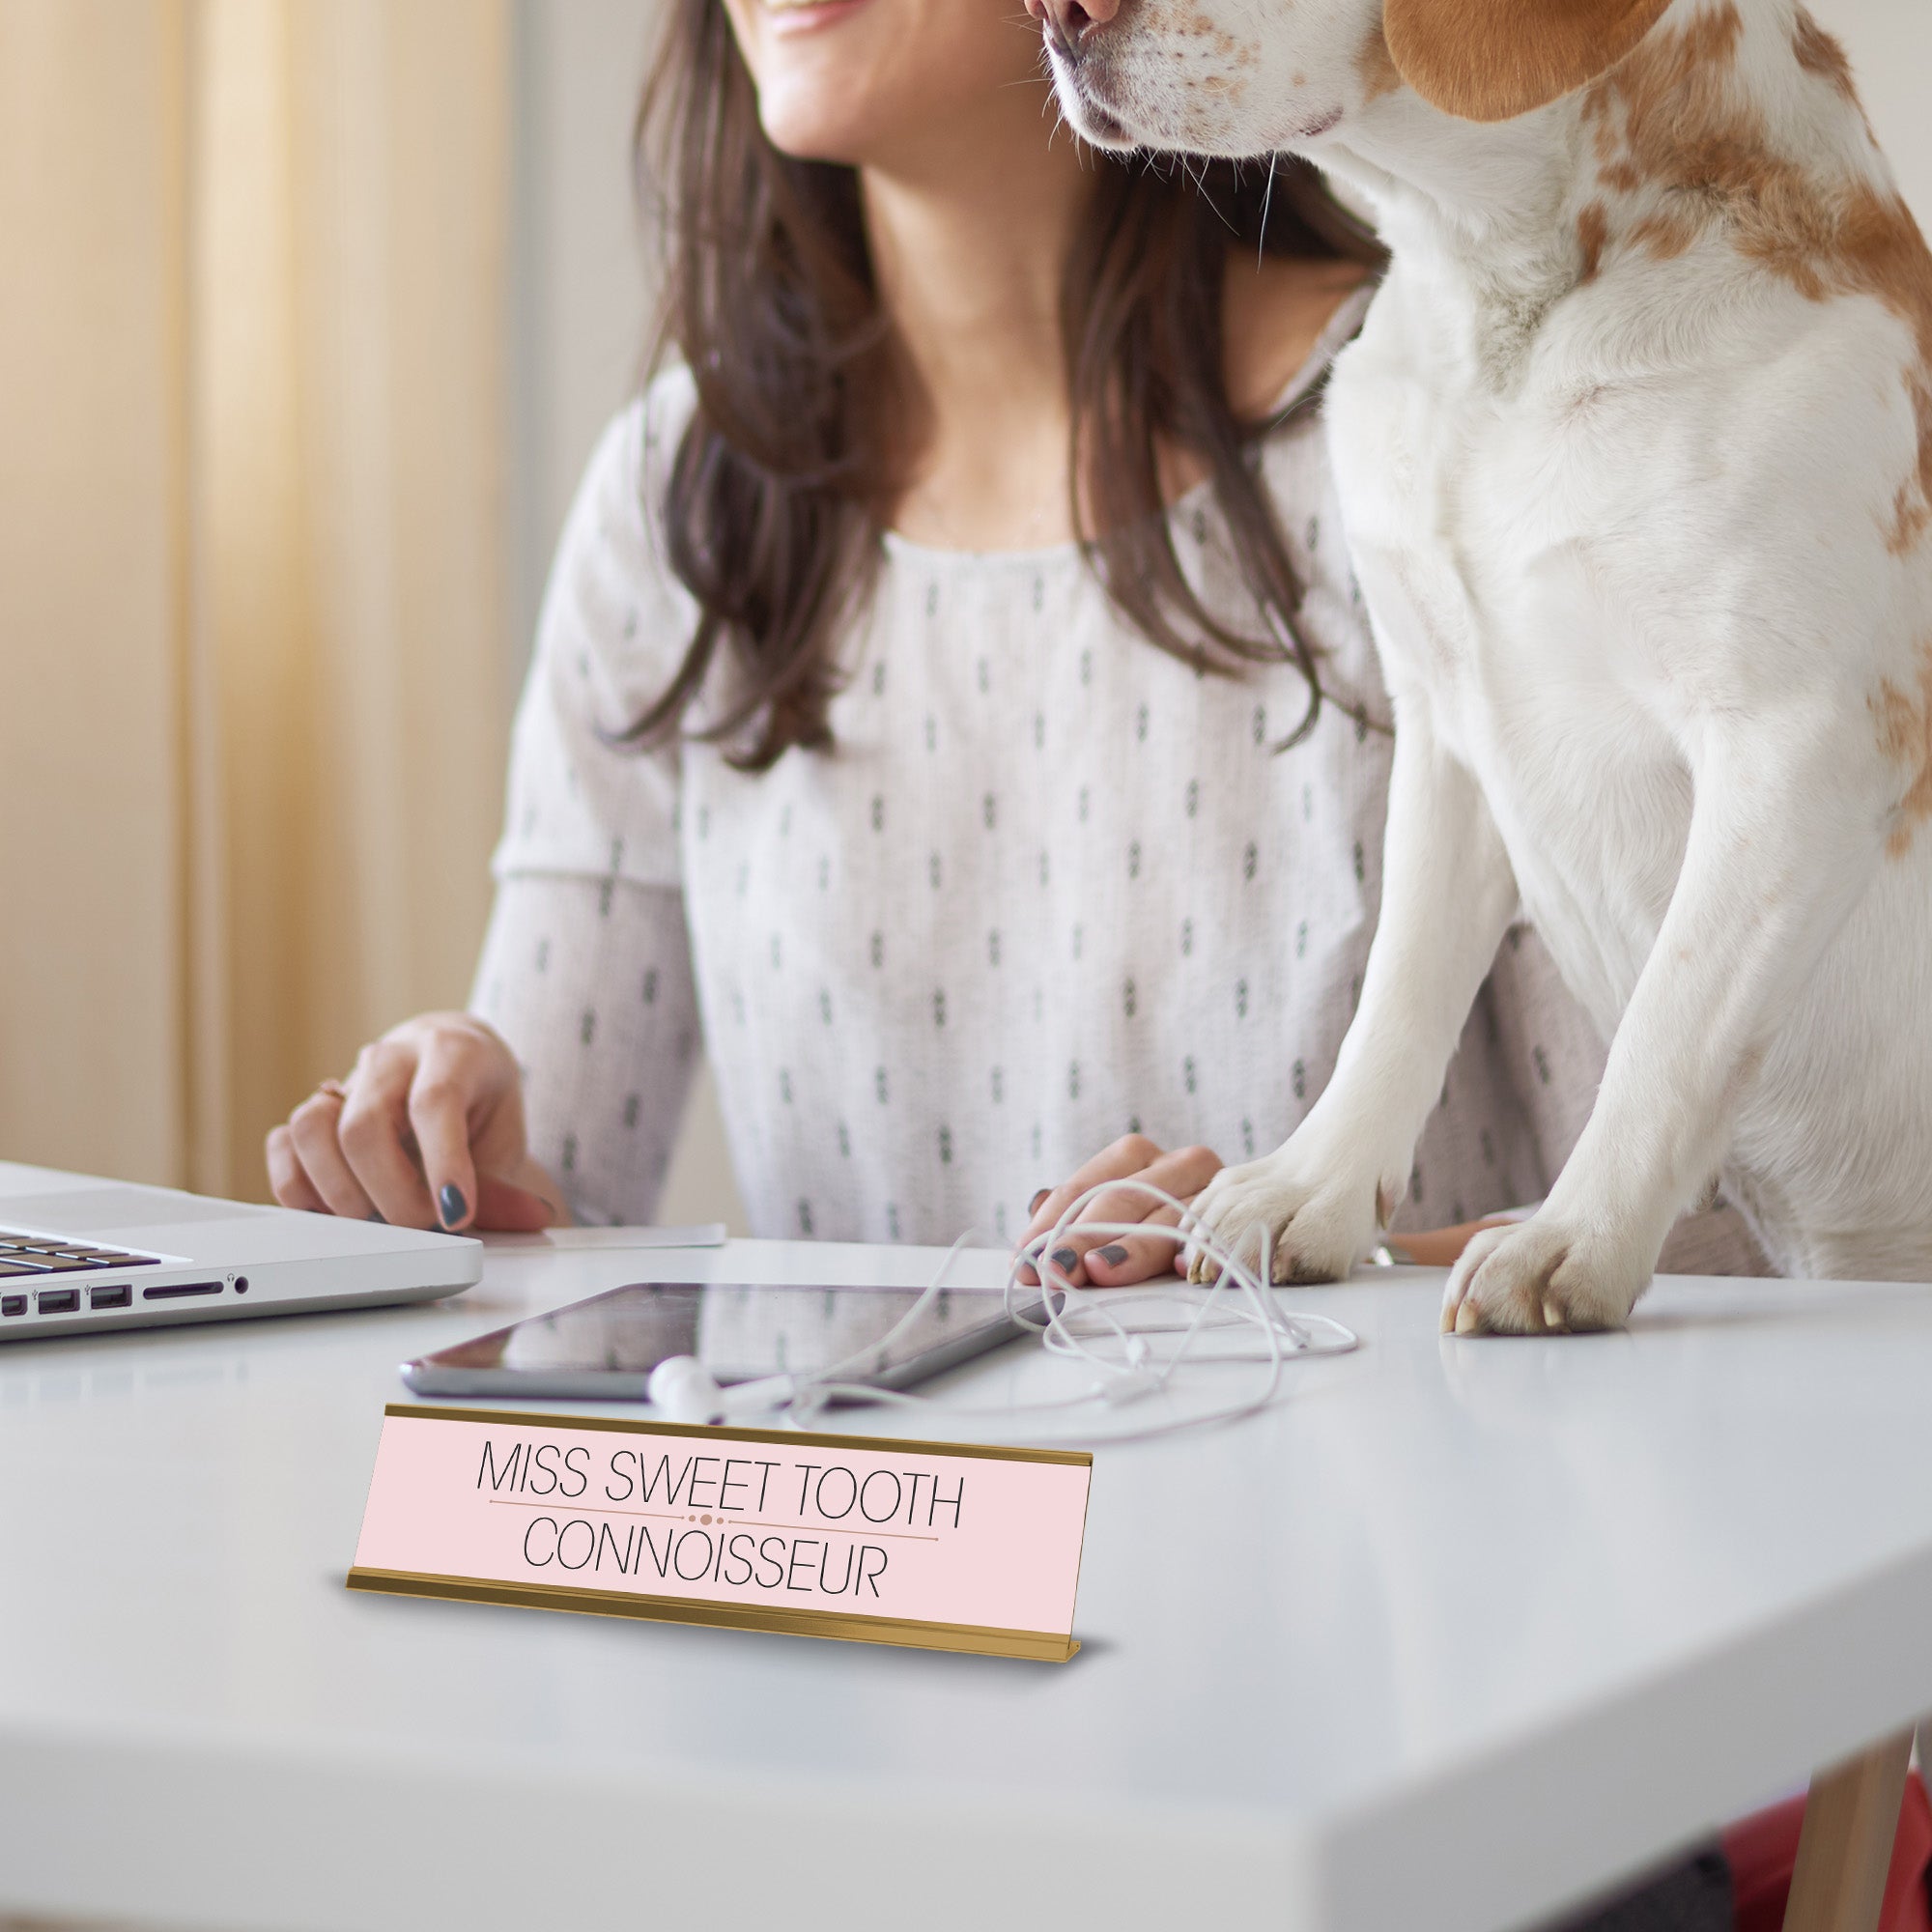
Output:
1321 297 1699 1009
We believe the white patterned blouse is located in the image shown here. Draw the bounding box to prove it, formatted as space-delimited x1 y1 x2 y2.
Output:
472 299 1760 1271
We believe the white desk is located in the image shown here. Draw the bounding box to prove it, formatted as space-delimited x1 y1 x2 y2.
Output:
3 1238 1931 1932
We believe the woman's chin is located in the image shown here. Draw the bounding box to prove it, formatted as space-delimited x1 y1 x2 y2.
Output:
753 91 923 171
754 107 872 167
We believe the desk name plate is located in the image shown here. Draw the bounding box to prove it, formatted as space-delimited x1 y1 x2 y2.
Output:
348 1405 1093 1662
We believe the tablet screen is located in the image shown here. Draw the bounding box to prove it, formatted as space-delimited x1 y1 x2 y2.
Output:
402 1280 1034 1400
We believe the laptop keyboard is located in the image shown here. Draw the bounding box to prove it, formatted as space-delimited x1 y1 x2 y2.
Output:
0 1232 163 1278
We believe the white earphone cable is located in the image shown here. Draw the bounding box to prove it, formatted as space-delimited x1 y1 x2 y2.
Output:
646 1179 1358 1442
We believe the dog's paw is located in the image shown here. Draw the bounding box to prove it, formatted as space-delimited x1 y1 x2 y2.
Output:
1438 1217 1652 1336
1184 1153 1384 1285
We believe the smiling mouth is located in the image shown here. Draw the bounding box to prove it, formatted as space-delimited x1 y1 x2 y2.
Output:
759 0 870 29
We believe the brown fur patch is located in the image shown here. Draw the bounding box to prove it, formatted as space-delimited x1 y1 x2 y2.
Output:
1581 4 1932 554
1791 8 1857 101
1887 374 1932 554
1383 0 1673 123
1627 206 1701 260
1871 651 1932 856
1577 201 1609 282
1582 1 1746 197
1356 25 1402 106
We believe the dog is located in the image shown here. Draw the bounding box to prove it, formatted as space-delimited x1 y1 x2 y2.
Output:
1031 0 1932 1331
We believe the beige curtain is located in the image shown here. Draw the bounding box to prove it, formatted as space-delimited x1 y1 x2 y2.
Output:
0 0 512 1200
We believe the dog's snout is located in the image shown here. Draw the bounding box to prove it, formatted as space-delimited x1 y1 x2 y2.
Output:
1027 0 1122 60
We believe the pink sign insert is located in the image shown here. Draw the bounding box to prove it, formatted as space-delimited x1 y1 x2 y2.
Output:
348 1405 1092 1661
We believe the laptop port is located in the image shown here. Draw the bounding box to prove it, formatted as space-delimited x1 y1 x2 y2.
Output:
141 1280 223 1301
37 1289 80 1316
90 1284 132 1310
1 1294 24 1317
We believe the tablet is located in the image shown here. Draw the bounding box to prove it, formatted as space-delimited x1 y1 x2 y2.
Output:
400 1279 1039 1402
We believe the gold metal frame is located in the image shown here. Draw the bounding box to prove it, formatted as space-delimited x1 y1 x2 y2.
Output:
345 1566 1080 1661
383 1402 1094 1464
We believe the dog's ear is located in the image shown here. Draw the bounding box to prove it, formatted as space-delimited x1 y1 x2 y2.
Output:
1380 0 1674 122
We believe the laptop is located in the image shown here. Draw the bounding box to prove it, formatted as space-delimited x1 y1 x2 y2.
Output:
0 1159 480 1340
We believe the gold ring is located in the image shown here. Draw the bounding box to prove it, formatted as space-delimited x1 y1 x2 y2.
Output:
315 1078 351 1103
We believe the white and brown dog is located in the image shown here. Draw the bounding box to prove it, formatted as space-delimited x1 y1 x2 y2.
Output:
1033 0 1932 1331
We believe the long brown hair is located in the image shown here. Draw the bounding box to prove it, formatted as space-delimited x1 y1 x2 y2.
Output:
627 0 1383 771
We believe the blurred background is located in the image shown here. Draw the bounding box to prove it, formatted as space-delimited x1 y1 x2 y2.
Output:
2 0 1928 1243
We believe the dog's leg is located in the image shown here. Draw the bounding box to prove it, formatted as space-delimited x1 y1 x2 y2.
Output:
1443 721 1889 1334
1188 704 1519 1283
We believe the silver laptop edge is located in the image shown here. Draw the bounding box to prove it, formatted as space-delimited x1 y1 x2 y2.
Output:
0 1160 480 1341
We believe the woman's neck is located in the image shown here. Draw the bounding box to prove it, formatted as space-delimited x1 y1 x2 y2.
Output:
863 133 1370 554
864 126 1095 552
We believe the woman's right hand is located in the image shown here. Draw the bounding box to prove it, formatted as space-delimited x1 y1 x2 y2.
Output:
266 1012 561 1234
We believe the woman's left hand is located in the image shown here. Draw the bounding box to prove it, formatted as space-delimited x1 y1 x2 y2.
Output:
1018 1134 1223 1287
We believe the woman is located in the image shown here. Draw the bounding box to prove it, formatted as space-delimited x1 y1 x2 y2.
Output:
266 0 1753 1285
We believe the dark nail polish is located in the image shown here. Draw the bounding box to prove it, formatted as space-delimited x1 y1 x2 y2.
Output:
438 1183 467 1229
1096 1244 1128 1266
1050 1246 1078 1273
1029 1188 1049 1214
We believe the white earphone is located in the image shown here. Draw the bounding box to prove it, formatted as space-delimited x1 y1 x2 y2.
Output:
645 1355 798 1427
644 1178 1359 1443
